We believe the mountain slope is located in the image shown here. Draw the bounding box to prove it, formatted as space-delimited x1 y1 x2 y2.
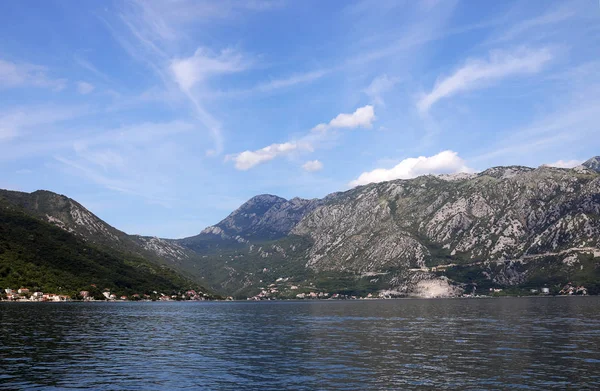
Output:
0 198 209 297
0 189 192 266
294 166 600 271
3 157 598 299
175 160 600 297
582 156 600 172
178 194 321 252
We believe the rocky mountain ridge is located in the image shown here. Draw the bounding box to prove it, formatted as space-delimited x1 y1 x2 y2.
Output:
0 194 211 298
2 156 599 298
0 189 192 266
175 158 600 297
178 194 322 252
582 156 600 172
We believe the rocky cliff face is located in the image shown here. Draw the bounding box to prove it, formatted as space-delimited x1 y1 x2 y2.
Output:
293 166 600 272
582 156 600 172
178 194 322 251
180 159 600 297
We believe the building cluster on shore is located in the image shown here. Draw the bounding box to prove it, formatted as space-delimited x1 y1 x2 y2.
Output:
2 280 590 302
559 283 588 296
1 287 225 302
2 288 70 302
245 277 396 301
244 274 594 300
79 288 217 301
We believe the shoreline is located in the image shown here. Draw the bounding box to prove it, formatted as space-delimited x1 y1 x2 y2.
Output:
1 294 594 303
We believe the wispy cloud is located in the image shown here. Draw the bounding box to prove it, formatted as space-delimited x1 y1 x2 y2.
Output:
418 47 553 113
0 105 90 142
0 118 194 162
489 5 576 44
170 48 247 91
168 47 250 154
55 153 179 209
364 74 399 105
209 67 333 100
15 169 33 175
55 155 139 196
107 1 269 155
472 87 600 163
74 56 114 84
52 120 199 206
0 58 66 91
255 69 330 92
349 150 473 187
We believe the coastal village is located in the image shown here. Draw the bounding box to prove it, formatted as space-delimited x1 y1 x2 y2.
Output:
244 276 590 301
0 287 223 302
1 281 589 302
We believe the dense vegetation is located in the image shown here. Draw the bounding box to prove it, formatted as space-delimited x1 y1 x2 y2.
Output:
0 200 205 298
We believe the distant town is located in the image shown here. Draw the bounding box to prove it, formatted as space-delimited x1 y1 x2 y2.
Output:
1 286 227 302
1 281 589 302
245 278 589 301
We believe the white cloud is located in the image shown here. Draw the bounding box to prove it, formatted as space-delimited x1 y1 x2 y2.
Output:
170 48 246 91
302 160 323 172
418 47 553 112
228 141 312 170
542 159 583 169
0 58 66 91
229 105 375 171
313 105 376 132
77 81 95 94
350 150 473 187
364 74 399 105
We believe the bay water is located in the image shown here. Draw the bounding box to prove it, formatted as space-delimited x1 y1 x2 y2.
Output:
1 297 599 390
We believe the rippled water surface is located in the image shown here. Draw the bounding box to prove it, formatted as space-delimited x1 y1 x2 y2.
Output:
1 297 600 390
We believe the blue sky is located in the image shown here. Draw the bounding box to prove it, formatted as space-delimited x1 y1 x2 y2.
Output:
1 0 599 238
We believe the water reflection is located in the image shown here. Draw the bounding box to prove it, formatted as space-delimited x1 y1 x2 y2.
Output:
1 298 599 390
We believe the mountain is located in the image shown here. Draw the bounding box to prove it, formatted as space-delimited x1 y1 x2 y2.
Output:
582 156 600 172
0 195 211 298
174 161 600 298
3 156 599 299
178 194 321 252
0 189 193 266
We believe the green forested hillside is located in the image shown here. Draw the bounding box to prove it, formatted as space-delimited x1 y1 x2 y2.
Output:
0 200 206 298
